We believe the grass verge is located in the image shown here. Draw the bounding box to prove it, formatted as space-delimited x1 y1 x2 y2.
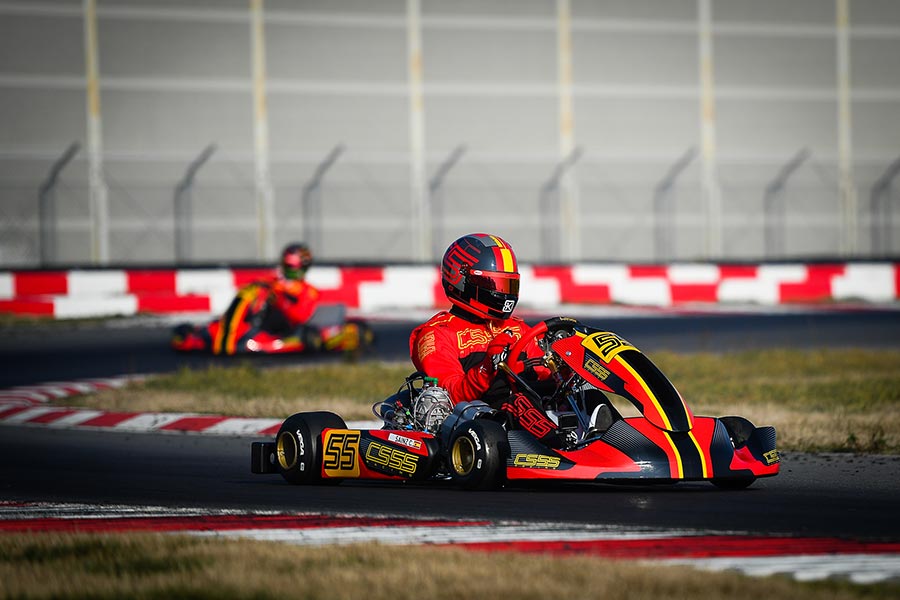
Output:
55 348 900 454
1 534 896 600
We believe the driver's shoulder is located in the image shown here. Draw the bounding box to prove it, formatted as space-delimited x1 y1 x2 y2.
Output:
498 316 529 335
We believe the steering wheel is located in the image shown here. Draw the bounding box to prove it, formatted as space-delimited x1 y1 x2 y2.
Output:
502 316 580 376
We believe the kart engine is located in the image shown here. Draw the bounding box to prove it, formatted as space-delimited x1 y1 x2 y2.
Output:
374 373 453 434
412 385 453 433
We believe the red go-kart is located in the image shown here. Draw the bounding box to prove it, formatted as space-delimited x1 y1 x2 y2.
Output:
251 317 780 489
172 281 373 355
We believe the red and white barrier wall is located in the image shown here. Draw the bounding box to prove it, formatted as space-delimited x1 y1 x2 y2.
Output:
0 262 898 319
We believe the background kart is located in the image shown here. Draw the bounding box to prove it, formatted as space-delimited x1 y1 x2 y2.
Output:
171 281 373 355
252 317 780 489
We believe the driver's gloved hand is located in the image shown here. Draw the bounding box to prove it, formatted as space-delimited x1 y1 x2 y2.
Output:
484 330 516 372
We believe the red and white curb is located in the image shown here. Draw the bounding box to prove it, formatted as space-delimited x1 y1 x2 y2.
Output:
0 375 379 434
0 502 897 585
0 376 139 408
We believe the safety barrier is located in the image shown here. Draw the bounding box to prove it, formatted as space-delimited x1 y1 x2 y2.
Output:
1 262 898 319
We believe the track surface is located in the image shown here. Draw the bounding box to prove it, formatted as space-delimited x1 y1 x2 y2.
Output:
2 307 900 388
0 425 898 541
1 307 899 543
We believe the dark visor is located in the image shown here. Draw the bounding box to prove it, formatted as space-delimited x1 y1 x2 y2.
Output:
468 270 520 295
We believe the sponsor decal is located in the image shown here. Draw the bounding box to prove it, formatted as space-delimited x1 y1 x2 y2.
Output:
763 449 781 465
582 331 637 362
417 330 437 361
443 243 478 286
470 430 482 451
387 433 423 450
513 453 561 469
457 328 492 350
322 430 361 477
583 357 611 381
296 430 305 456
501 395 556 439
365 441 418 476
457 326 522 351
502 299 516 313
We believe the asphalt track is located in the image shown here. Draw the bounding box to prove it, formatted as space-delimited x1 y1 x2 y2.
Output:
1 307 899 543
1 426 898 541
2 306 900 388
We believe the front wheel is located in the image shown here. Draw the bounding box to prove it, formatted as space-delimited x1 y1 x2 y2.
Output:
276 411 346 484
447 419 508 490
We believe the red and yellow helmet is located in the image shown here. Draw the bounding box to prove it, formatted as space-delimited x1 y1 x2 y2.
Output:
280 243 312 280
441 233 519 320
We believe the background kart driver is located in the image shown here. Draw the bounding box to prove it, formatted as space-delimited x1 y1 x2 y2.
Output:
258 242 321 335
409 233 565 446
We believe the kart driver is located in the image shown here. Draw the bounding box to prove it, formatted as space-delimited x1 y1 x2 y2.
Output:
409 233 563 445
259 242 321 334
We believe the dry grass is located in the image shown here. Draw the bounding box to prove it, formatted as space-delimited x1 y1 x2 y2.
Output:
0 533 895 600
55 349 900 454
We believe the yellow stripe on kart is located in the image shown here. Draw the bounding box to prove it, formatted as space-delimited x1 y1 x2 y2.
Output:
662 431 685 479
224 293 254 355
615 355 674 431
688 430 711 478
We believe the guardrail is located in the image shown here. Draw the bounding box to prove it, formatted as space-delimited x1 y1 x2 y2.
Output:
1 262 898 319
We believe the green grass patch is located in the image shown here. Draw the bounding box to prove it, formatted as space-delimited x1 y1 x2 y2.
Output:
141 361 414 404
57 349 900 454
1 533 896 600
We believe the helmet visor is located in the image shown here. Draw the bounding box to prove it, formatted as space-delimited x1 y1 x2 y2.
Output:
468 270 520 296
282 266 307 280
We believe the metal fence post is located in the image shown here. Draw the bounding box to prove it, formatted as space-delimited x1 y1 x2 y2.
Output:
870 156 900 256
428 145 465 259
174 144 216 264
540 147 582 262
653 147 696 262
37 142 80 266
301 144 344 253
763 148 810 259
250 0 275 261
83 0 109 264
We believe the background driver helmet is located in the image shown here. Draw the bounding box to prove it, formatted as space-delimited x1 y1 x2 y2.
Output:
280 242 313 280
441 233 520 320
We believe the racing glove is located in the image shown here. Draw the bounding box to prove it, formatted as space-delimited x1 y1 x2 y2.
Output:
484 330 516 373
466 330 517 398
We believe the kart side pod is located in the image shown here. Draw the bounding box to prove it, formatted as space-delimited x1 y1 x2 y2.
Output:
252 411 445 483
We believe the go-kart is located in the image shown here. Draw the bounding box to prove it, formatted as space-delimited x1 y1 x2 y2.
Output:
251 317 780 489
171 281 373 355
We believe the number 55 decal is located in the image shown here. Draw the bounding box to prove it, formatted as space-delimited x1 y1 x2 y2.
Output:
322 430 361 477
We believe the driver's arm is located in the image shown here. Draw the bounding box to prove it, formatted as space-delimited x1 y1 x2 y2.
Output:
271 282 320 327
411 326 496 405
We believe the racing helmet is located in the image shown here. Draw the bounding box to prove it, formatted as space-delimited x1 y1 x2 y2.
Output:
280 242 312 280
441 233 520 320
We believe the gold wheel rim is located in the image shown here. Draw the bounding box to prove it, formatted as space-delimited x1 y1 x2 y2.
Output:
451 436 476 476
276 431 298 470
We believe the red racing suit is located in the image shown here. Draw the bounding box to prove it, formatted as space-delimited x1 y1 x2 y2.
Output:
264 277 320 331
409 308 540 406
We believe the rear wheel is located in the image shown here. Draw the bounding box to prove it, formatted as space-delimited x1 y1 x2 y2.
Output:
276 411 346 484
448 419 508 490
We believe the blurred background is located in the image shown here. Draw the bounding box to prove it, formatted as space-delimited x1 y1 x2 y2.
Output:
0 0 898 267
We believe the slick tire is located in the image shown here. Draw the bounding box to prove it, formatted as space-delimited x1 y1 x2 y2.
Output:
448 419 508 491
276 411 346 485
